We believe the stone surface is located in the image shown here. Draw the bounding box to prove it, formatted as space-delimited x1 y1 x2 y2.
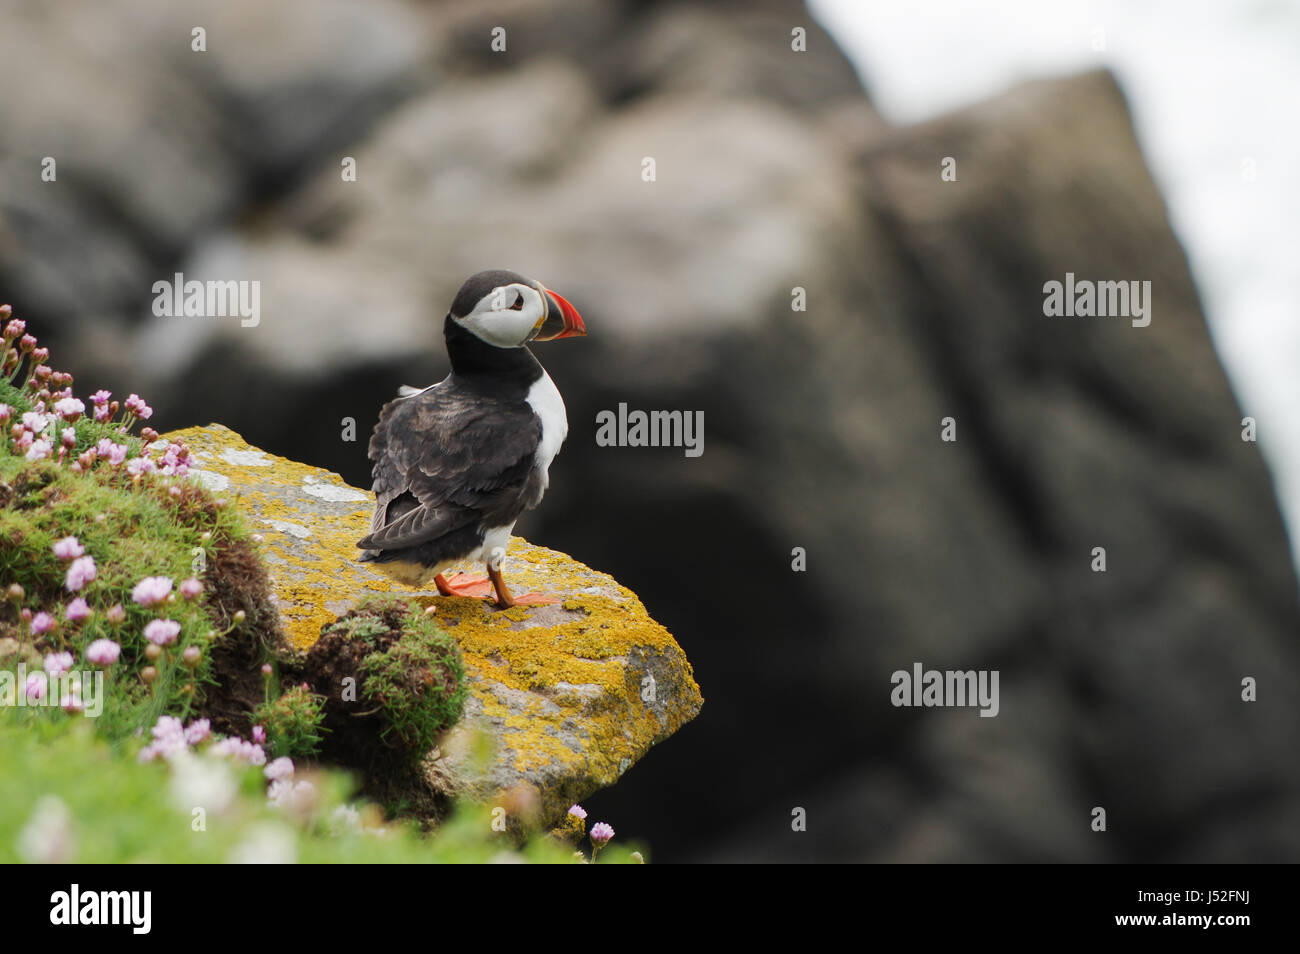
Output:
165 424 702 825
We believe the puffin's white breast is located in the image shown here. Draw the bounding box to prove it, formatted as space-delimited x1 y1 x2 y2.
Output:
526 370 568 487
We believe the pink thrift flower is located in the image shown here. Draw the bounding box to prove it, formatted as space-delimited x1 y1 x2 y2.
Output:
61 427 76 448
210 737 266 766
589 822 615 846
90 389 111 407
60 693 84 714
179 577 203 599
131 576 172 607
0 404 9 424
52 397 84 422
138 715 189 762
65 555 96 592
152 716 185 744
31 613 56 636
64 598 91 623
568 804 588 820
126 456 155 477
264 757 295 782
25 438 52 461
20 410 48 432
52 536 84 560
124 394 152 419
43 651 73 675
143 619 181 646
252 725 266 745
184 719 211 745
105 603 126 624
24 672 47 701
85 639 121 666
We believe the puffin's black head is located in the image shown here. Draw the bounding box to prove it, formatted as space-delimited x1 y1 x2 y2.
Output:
448 269 586 349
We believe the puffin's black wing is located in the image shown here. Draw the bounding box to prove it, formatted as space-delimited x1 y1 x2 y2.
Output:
358 382 542 552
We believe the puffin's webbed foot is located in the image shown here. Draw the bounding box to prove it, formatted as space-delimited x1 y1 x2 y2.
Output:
487 566 559 608
434 572 495 599
435 570 557 607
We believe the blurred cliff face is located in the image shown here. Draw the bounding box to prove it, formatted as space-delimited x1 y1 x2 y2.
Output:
3 0 1299 862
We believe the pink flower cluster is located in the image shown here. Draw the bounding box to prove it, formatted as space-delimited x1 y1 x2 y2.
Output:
43 651 73 675
263 758 318 813
209 736 267 766
52 536 83 560
124 393 152 420
65 556 96 592
137 715 215 762
143 619 181 646
90 390 113 423
131 576 172 607
65 598 91 623
85 638 120 666
2 307 194 476
94 438 129 467
566 804 616 856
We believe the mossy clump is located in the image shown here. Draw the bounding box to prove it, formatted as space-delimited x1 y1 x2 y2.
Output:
303 595 466 768
0 305 283 744
254 684 327 760
360 617 466 752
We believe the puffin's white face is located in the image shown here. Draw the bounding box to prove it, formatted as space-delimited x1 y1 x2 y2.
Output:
455 282 546 349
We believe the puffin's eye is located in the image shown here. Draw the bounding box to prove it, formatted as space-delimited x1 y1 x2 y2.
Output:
508 292 524 311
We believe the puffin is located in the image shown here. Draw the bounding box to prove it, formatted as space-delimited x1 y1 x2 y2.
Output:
357 269 586 607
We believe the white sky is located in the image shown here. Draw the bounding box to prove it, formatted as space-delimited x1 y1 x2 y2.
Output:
810 0 1300 569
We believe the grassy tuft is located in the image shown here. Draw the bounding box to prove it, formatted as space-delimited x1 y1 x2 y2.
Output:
255 684 327 760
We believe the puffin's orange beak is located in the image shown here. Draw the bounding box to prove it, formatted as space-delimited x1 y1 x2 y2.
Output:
534 285 586 340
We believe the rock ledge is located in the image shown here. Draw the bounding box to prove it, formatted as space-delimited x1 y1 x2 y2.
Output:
167 424 703 823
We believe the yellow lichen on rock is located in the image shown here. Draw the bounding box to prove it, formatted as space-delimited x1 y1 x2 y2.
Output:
163 424 703 823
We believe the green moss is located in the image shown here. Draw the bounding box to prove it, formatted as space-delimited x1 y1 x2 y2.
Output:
254 685 327 759
0 377 278 744
324 599 468 758
361 624 467 755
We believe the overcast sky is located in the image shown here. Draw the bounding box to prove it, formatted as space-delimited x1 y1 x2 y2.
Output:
810 0 1300 570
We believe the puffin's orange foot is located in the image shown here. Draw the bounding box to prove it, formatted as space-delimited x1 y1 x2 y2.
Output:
434 572 495 599
507 592 560 606
485 566 558 608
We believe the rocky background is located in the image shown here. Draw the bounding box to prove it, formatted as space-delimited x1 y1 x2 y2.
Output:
2 0 1297 861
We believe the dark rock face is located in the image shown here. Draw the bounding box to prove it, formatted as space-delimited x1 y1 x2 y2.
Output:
3 0 1298 861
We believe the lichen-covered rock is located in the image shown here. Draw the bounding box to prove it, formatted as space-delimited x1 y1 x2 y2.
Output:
164 423 702 824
